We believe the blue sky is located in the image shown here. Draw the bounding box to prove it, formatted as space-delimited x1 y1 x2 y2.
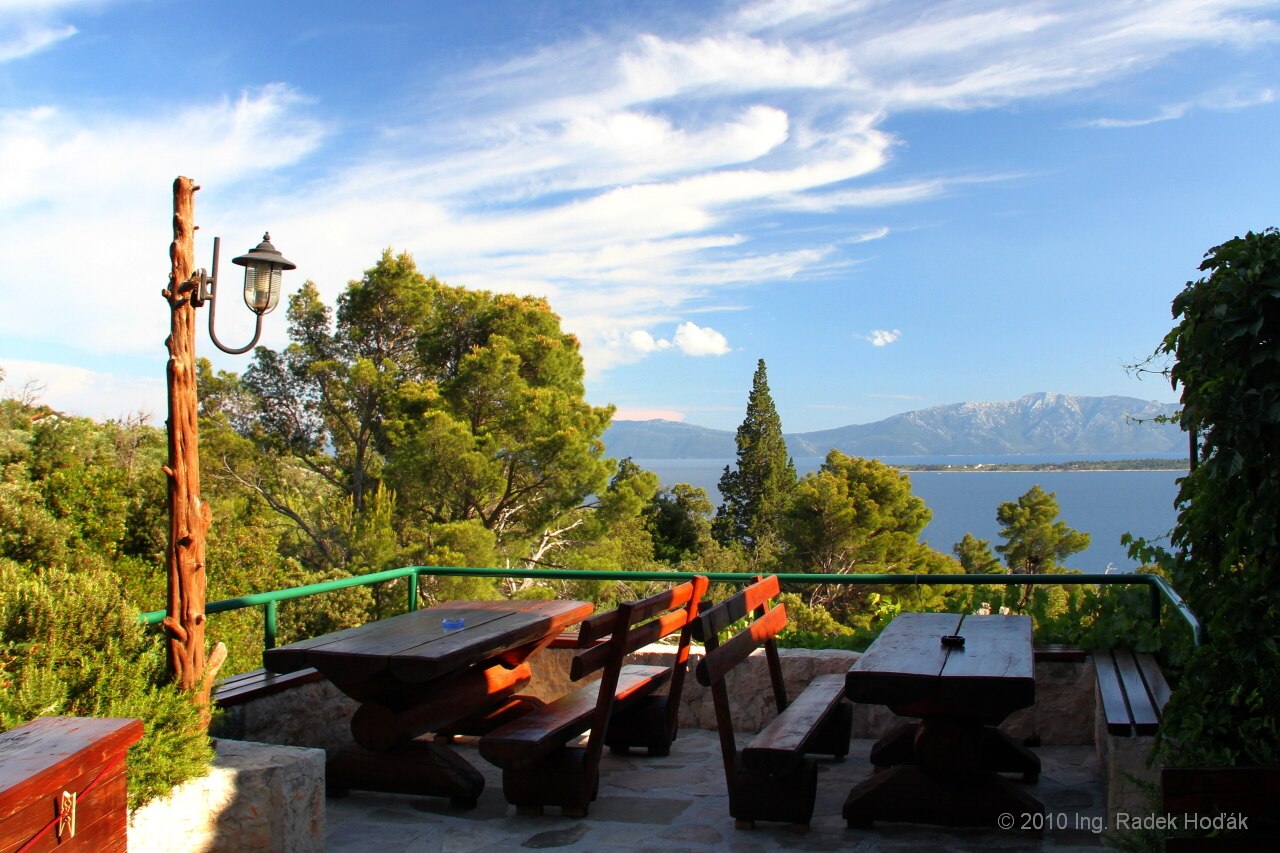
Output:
1 1 1277 434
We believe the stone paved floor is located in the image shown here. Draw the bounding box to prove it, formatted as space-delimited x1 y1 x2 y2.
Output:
325 730 1112 852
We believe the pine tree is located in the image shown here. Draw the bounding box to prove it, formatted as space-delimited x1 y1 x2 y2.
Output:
713 359 796 562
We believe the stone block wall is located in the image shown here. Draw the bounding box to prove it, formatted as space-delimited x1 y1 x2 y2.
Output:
128 739 325 853
213 679 358 757
525 643 1095 745
1094 690 1161 827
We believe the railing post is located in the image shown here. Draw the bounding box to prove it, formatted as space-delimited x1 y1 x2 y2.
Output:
407 571 419 612
1149 580 1162 630
264 600 278 650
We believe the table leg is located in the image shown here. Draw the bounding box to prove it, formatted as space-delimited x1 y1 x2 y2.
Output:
845 715 1044 829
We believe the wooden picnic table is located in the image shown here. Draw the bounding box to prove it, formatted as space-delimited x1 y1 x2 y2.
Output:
842 612 1045 829
264 598 592 807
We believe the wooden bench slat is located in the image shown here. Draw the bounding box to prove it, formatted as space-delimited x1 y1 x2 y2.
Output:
1113 649 1160 734
692 575 780 642
696 603 787 688
1135 651 1171 719
742 674 846 772
1095 650 1135 736
479 665 669 768
213 667 324 707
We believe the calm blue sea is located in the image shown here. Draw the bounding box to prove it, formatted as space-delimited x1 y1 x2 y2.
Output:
633 455 1185 572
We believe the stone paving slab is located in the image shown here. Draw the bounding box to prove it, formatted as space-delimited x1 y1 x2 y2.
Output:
325 730 1109 852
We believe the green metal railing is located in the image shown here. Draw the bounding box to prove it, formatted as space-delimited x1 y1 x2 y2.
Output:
140 566 1205 651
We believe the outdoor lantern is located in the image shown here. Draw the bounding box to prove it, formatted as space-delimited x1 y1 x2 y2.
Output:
193 231 297 354
231 233 296 315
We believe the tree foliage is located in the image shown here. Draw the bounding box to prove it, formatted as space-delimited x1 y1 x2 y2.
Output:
1146 228 1280 766
782 450 960 622
226 250 615 573
994 485 1090 573
713 359 796 563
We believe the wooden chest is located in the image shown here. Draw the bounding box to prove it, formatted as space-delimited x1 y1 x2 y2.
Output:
0 717 143 853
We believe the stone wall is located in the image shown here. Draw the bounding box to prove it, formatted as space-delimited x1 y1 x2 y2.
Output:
526 643 1096 746
128 739 325 853
213 679 357 756
211 644 1098 757
1094 690 1161 827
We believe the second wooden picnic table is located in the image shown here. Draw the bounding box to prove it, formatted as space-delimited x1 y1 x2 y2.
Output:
263 598 592 807
842 612 1045 829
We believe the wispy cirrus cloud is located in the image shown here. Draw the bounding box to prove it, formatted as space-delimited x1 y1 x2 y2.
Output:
3 0 1278 413
1078 85 1276 128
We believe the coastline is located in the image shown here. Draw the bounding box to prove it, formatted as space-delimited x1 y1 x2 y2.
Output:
896 459 1187 473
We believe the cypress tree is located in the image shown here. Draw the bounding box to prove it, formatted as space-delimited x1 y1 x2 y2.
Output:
714 359 797 561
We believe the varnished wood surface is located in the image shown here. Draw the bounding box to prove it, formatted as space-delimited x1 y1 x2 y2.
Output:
263 599 592 687
845 613 1033 723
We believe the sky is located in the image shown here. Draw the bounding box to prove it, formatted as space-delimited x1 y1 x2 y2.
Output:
1 0 1277 434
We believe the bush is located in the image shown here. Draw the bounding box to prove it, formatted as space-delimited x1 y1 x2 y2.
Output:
0 560 212 809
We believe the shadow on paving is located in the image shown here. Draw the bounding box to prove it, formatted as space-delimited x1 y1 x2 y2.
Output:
325 728 1107 853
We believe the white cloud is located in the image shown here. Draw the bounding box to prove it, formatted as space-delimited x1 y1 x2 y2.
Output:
0 358 165 422
0 85 327 361
673 322 732 356
1079 86 1276 128
863 329 902 347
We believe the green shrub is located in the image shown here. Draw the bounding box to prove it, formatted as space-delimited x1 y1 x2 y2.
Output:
0 560 212 809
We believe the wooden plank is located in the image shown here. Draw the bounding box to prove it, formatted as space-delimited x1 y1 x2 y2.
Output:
570 596 696 681
1113 649 1160 734
1094 651 1134 736
742 674 846 772
937 614 1035 722
1135 652 1172 719
478 666 669 768
213 667 324 707
350 662 533 751
262 601 518 675
845 613 958 710
693 576 780 642
696 603 788 687
0 718 143 816
388 600 592 683
1034 644 1086 663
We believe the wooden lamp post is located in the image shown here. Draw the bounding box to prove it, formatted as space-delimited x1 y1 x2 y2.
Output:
161 176 295 709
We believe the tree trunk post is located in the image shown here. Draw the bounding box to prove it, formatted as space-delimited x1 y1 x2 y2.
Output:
162 176 223 713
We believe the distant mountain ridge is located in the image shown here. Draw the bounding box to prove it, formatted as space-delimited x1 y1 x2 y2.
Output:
603 393 1183 459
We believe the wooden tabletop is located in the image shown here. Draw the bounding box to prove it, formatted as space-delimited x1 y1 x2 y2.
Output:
845 612 1034 724
263 598 592 688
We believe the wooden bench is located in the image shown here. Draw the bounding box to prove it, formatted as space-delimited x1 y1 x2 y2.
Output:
1162 766 1280 851
213 666 326 708
692 575 852 831
1095 649 1170 736
479 576 709 816
1094 649 1172 827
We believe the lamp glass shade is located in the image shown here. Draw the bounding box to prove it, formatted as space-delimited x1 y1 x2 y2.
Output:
242 263 283 315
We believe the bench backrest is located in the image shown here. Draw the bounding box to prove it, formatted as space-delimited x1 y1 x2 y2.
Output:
692 575 789 769
572 575 709 766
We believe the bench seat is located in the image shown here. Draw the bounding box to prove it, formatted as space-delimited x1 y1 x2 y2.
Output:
479 664 669 769
476 577 708 816
742 673 848 774
1095 649 1170 736
1094 649 1171 829
213 666 325 708
693 576 853 831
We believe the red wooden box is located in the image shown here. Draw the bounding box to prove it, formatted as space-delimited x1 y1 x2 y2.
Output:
0 717 143 852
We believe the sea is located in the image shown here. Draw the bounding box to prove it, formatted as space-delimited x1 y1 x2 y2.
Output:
633 454 1186 573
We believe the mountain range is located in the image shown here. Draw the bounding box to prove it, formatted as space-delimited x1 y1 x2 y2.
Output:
602 393 1184 459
